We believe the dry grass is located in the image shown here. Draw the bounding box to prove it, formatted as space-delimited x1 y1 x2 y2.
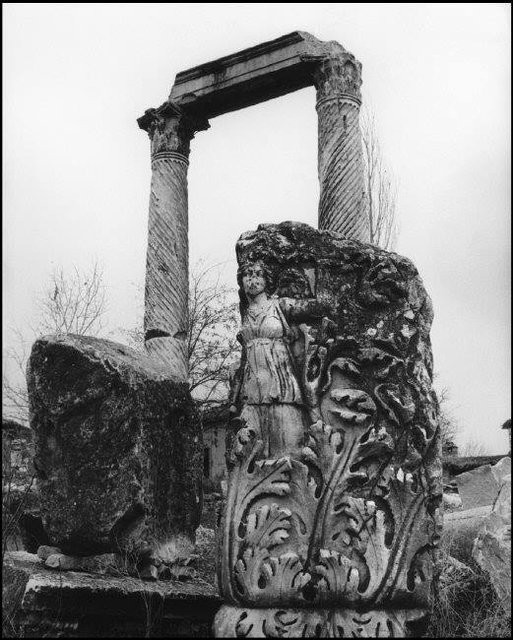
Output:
427 546 511 638
2 575 25 638
2 471 35 637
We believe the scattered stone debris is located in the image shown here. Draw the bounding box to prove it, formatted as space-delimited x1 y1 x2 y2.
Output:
472 472 511 616
454 456 511 510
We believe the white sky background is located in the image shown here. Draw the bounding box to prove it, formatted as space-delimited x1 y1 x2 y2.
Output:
3 3 510 453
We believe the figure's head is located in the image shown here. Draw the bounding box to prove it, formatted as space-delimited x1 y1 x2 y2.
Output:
237 261 275 302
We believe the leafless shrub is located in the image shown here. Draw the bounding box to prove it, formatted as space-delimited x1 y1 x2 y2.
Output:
361 107 398 250
187 261 239 407
436 384 461 453
460 437 490 457
37 262 106 336
2 261 107 425
121 261 240 407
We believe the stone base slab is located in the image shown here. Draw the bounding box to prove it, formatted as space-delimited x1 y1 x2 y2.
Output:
213 605 428 638
3 551 221 637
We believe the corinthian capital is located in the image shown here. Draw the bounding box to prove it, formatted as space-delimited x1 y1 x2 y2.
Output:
138 101 209 160
313 53 362 105
301 38 362 106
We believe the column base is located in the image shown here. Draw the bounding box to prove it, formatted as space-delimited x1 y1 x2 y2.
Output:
4 551 220 638
213 605 428 638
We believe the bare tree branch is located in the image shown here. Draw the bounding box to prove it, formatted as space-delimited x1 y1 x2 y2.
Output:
186 261 240 406
118 260 240 408
361 108 398 250
3 261 107 425
431 373 463 456
459 437 489 457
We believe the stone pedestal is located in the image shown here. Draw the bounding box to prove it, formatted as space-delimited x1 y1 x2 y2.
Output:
138 103 208 380
214 222 442 638
3 551 220 638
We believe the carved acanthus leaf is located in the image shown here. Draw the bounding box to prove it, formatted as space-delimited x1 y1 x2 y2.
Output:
314 548 360 602
243 504 292 551
216 605 427 638
375 383 416 427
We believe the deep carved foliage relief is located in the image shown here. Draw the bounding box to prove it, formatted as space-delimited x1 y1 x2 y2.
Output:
215 222 442 638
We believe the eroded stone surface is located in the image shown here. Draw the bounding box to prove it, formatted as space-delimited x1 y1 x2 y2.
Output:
491 455 511 486
472 475 511 615
455 456 511 510
214 605 427 638
27 334 203 563
215 222 442 637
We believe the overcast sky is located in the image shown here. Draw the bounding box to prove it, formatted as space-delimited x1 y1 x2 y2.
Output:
3 4 510 453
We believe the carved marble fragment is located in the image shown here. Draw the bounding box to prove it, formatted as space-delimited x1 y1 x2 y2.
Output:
215 222 442 638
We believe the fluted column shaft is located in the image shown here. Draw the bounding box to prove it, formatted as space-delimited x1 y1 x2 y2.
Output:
139 103 208 380
314 51 369 241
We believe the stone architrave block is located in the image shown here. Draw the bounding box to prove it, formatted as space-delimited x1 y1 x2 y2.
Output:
169 31 347 119
27 335 203 563
455 456 511 510
214 222 442 638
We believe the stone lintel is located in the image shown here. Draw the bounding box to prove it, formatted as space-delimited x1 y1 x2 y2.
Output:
168 31 349 119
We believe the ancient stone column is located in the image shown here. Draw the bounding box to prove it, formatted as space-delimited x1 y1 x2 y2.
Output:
138 103 208 380
313 47 369 241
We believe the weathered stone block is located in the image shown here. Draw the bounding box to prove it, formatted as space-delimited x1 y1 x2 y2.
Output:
27 335 203 562
473 475 511 615
491 455 512 485
455 456 511 510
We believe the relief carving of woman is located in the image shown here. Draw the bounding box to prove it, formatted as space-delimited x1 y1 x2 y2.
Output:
229 261 331 459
